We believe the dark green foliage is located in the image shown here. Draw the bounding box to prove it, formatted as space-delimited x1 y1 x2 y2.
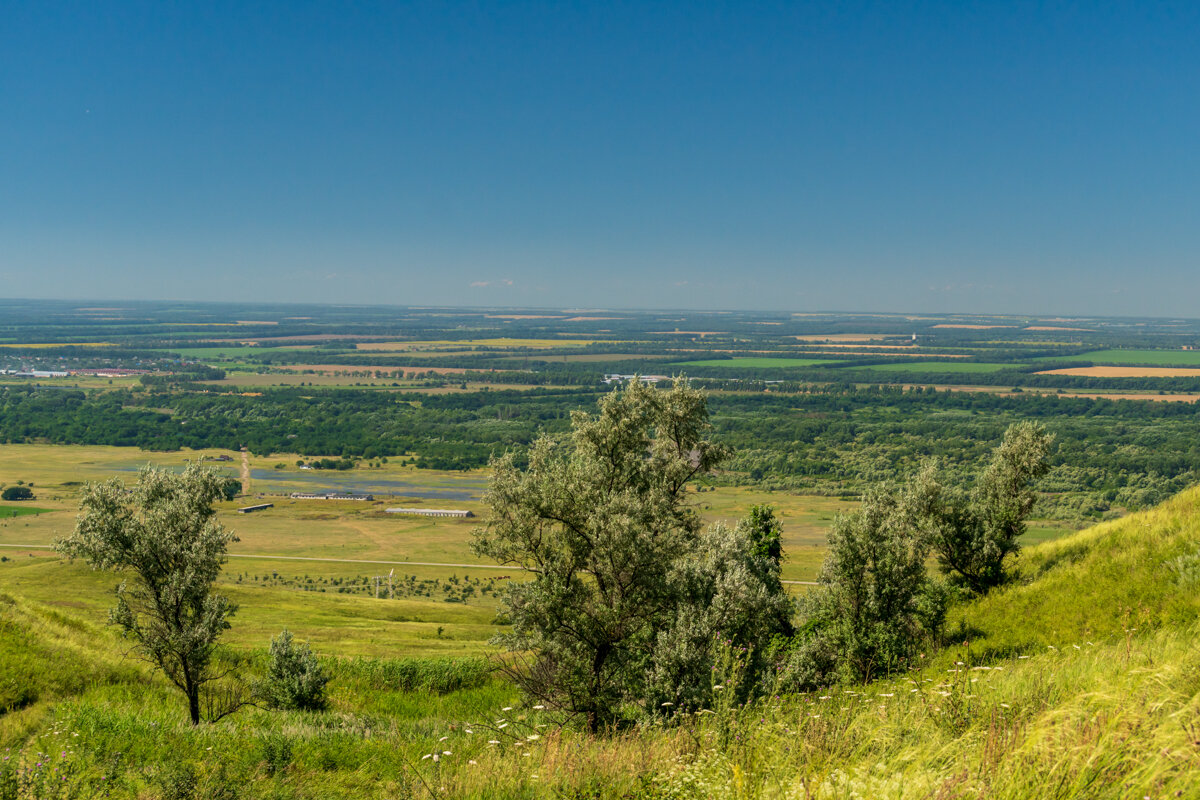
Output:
789 480 939 686
0 487 32 501
473 378 730 732
260 629 329 711
741 504 783 562
220 477 241 501
157 761 198 800
0 375 1195 522
924 422 1054 592
260 732 293 776
647 518 794 711
54 465 240 725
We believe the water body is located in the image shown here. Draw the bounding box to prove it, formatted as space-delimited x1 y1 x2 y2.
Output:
248 469 487 501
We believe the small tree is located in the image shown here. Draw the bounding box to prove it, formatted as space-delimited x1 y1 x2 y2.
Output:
742 504 784 562
926 421 1053 592
473 377 729 732
219 477 241 502
55 464 240 725
1 486 33 501
793 480 936 685
260 629 329 711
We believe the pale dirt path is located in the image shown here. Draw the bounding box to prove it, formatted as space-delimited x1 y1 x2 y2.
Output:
240 448 251 495
0 543 818 584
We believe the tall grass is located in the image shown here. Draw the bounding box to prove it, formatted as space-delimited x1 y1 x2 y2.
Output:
2 487 1200 797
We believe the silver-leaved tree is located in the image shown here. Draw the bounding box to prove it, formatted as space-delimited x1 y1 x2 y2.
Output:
56 464 240 725
473 377 741 732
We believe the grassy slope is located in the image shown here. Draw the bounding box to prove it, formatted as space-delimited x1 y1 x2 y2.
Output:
0 489 1198 797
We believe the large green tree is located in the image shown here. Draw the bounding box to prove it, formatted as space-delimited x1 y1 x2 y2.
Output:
56 464 240 725
473 377 731 732
925 421 1054 592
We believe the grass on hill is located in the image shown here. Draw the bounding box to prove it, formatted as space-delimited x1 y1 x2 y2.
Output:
1 487 1199 797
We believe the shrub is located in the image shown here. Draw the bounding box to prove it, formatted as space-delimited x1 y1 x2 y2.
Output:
1 487 32 501
784 479 936 687
260 629 329 711
260 732 293 776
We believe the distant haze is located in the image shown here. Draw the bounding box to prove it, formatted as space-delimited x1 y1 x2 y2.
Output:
5 2 1200 315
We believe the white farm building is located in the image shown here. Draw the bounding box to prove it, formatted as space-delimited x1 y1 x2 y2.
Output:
385 507 474 518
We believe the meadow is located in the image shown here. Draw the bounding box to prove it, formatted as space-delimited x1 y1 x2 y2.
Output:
0 444 879 584
1 482 1196 798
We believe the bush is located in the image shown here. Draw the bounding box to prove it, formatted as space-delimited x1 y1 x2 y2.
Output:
260 629 329 711
260 732 293 776
784 480 936 687
1 486 32 501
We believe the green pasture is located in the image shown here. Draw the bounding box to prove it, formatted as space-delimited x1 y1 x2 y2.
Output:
673 357 845 368
0 375 142 390
0 504 50 519
849 360 1028 373
0 555 499 659
0 444 1073 596
1036 348 1200 366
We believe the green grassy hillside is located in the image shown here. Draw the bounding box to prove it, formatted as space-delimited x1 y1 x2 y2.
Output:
2 489 1200 798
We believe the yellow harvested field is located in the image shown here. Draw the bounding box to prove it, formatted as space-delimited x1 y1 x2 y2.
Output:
564 316 622 321
1036 366 1200 378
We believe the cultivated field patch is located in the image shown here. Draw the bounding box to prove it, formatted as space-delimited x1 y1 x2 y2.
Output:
1039 348 1200 367
1036 366 1200 378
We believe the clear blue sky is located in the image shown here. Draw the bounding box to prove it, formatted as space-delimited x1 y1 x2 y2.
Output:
4 1 1198 315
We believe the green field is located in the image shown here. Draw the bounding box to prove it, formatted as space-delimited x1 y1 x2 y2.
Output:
0 444 948 586
0 504 49 519
1038 348 1200 366
0 483 1195 797
674 357 844 368
851 360 1028 373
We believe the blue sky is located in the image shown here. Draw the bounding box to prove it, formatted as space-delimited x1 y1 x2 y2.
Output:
4 1 1199 315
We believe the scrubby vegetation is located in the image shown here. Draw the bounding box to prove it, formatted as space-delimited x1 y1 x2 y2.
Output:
3 484 1200 797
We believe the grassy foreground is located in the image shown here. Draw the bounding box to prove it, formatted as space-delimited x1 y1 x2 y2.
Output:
2 488 1200 798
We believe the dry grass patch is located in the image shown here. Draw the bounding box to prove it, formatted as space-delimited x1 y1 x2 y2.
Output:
1036 366 1200 377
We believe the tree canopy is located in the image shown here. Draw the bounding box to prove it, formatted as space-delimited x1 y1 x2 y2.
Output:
473 377 746 731
56 464 240 725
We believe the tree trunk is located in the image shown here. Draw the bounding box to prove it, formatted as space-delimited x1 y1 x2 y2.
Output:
188 685 201 725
